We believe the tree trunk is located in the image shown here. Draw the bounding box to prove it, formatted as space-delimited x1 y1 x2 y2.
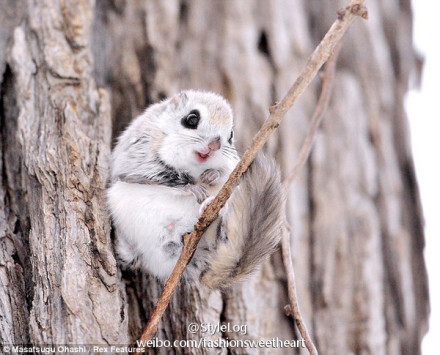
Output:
0 0 428 354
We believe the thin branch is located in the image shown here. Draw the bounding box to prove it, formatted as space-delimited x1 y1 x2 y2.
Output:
138 0 368 345
280 43 341 355
282 42 341 190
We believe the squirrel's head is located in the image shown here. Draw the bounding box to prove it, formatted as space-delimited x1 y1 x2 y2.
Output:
153 90 238 177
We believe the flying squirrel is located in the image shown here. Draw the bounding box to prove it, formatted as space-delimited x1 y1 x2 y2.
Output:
107 90 283 289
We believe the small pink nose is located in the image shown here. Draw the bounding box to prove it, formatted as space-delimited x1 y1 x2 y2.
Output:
208 137 221 151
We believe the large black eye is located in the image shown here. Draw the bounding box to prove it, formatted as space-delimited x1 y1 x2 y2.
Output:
181 109 200 129
228 129 234 144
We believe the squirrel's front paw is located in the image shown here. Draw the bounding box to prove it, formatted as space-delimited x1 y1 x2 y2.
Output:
199 196 215 216
199 169 221 185
183 184 208 204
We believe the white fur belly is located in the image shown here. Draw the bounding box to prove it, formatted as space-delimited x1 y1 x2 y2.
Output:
107 181 200 280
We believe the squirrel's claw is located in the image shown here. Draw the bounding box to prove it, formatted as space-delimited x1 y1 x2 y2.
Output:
199 169 221 185
199 196 215 216
183 184 208 204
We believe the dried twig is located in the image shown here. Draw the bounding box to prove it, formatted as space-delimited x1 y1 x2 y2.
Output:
138 0 367 345
280 44 341 355
282 43 341 190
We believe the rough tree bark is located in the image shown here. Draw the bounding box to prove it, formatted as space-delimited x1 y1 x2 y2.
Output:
0 1 428 355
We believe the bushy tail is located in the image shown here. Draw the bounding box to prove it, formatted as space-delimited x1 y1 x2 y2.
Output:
200 153 283 289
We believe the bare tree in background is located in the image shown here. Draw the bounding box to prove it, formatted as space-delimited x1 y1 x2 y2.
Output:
0 1 428 354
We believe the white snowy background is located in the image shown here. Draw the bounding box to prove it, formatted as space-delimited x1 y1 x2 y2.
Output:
405 1 439 353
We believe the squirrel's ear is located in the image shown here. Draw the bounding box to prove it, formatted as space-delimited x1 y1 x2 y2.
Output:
170 92 188 109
